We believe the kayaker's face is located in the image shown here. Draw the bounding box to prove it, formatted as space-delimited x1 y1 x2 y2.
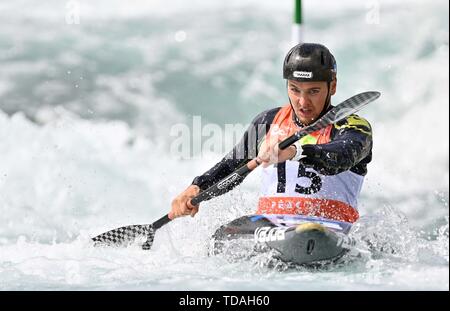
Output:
287 79 336 126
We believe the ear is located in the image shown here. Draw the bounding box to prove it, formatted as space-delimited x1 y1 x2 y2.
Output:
330 79 337 95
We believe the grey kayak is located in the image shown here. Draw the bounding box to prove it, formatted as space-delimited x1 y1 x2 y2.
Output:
210 214 355 266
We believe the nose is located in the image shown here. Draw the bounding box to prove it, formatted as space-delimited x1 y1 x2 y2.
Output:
297 91 310 106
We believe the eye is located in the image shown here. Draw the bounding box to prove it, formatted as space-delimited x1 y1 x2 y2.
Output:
309 89 320 95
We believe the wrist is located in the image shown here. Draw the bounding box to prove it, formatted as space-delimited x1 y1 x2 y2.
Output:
188 184 200 195
190 182 202 191
291 141 303 161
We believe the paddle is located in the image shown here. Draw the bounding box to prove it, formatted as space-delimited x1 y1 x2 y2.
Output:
91 91 381 249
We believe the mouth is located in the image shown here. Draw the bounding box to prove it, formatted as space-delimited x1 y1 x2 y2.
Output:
298 107 314 118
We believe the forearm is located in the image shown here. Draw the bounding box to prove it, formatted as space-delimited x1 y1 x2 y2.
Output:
301 129 372 176
304 141 368 175
192 156 250 191
191 108 277 192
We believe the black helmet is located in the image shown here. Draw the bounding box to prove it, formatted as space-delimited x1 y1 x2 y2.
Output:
283 43 337 82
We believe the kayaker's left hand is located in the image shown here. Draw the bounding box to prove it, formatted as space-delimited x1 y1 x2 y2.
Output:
257 139 297 168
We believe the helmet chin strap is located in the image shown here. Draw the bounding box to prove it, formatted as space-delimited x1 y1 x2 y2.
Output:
287 80 332 128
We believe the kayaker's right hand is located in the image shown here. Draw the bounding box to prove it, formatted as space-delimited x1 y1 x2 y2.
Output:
169 185 200 219
257 139 297 168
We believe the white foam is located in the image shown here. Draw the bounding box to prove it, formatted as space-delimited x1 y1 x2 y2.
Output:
0 0 448 290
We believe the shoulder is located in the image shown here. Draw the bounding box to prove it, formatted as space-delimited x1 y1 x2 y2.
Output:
334 114 372 135
250 107 282 126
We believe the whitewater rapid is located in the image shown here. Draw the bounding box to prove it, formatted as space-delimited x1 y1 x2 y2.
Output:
0 0 448 290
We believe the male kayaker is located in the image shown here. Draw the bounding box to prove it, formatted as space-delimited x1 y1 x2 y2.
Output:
169 43 372 224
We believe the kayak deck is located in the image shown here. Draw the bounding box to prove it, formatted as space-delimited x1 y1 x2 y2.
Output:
210 215 354 266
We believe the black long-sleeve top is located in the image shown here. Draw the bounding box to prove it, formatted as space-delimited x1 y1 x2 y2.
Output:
192 106 372 192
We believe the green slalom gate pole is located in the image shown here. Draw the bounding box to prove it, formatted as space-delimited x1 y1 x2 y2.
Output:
292 0 303 45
